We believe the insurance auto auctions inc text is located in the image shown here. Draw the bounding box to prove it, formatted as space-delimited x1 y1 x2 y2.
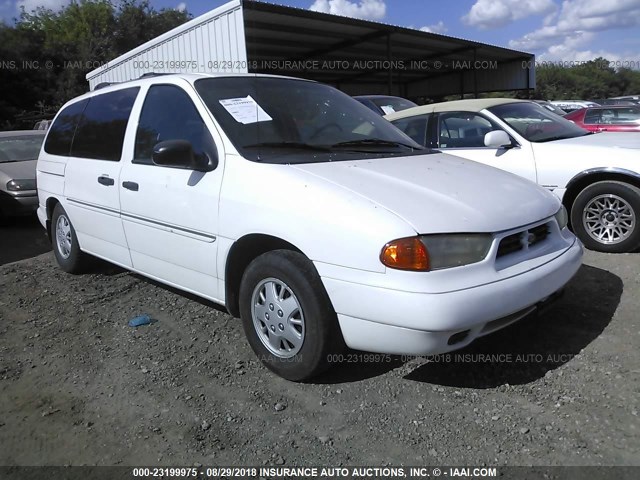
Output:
256 466 497 478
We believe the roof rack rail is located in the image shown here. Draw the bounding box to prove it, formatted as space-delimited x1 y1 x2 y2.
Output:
93 73 172 90
95 82 118 90
138 72 172 79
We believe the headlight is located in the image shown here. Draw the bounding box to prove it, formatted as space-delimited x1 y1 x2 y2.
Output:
380 237 430 271
380 234 492 271
555 205 568 230
6 179 36 191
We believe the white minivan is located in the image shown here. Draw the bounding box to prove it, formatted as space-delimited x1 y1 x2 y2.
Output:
37 74 582 380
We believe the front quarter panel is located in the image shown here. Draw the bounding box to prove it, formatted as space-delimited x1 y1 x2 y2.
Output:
218 155 416 274
532 138 640 191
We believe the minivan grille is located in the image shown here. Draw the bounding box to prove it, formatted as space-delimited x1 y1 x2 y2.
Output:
497 223 551 258
497 233 522 257
528 223 550 246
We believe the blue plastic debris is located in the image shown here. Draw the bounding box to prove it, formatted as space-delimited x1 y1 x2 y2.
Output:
128 314 152 327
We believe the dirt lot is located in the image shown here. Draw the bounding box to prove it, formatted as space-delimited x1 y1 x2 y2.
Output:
0 217 638 467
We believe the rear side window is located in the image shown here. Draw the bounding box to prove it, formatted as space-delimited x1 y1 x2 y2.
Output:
44 100 88 156
134 84 216 166
71 88 139 161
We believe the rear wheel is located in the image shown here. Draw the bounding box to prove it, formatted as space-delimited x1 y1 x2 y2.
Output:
570 181 640 253
51 204 89 273
239 250 344 381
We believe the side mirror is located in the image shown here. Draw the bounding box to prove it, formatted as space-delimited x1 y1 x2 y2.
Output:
152 140 216 172
484 130 512 149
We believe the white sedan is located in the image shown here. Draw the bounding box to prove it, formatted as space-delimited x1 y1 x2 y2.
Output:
386 99 640 253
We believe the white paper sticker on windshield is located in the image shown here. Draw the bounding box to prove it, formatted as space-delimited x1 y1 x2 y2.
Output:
219 95 273 124
380 105 396 115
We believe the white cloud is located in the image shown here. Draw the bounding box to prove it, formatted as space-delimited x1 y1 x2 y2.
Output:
16 0 68 13
542 10 558 26
511 0 640 51
510 27 588 51
420 21 448 34
534 34 636 64
310 0 386 21
539 44 635 64
175 2 186 13
509 0 640 61
462 0 556 29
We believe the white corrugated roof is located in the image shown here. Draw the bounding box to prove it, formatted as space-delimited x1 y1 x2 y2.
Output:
87 0 534 96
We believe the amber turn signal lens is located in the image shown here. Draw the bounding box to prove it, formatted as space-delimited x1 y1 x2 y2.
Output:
380 237 430 271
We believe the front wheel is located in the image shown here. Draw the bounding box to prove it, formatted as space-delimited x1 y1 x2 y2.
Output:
239 250 344 381
51 203 90 273
570 181 640 253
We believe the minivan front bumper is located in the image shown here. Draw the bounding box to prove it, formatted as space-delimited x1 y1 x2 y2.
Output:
322 238 582 356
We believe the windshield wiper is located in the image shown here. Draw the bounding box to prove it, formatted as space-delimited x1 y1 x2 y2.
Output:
243 141 332 152
330 139 421 150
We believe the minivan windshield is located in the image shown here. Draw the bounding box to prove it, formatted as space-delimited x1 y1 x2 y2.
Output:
489 102 590 143
195 77 425 163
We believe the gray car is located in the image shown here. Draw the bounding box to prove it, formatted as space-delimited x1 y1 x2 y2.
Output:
0 130 45 219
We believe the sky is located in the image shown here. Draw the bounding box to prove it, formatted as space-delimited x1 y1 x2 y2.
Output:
2 0 640 63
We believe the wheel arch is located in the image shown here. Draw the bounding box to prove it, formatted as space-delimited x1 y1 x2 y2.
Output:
44 196 62 241
562 168 640 227
224 234 305 318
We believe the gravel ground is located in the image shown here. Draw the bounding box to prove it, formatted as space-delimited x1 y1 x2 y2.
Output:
0 219 638 467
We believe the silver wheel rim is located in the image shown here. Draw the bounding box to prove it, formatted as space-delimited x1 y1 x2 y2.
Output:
251 277 305 358
55 214 72 259
583 194 636 245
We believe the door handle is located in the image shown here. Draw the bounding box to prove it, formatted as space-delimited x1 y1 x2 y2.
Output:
97 175 114 186
122 181 139 191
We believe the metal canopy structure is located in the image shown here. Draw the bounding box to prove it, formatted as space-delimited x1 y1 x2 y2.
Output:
242 0 535 99
87 0 535 99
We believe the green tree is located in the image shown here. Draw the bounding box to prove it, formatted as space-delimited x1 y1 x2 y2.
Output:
534 58 640 101
19 0 116 106
113 0 191 53
616 67 640 96
0 0 190 129
0 20 54 129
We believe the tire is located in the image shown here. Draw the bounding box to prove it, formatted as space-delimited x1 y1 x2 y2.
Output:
51 203 89 273
570 181 640 253
239 250 344 381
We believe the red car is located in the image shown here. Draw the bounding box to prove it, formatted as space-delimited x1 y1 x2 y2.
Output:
564 105 640 132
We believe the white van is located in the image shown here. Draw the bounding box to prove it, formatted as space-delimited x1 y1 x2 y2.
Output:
37 74 582 380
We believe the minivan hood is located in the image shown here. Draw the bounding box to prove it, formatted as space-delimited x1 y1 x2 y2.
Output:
292 153 559 234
